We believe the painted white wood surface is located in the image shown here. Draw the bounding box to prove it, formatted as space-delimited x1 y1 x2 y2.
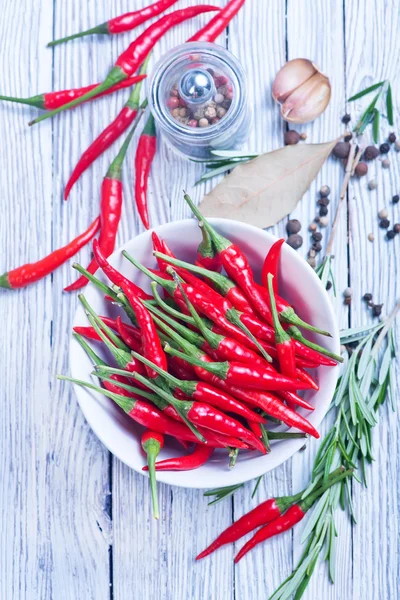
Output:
0 1 399 599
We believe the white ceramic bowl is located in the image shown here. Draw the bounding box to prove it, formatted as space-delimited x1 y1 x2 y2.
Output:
70 218 340 489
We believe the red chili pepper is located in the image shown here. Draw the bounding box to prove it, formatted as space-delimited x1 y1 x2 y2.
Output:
287 325 343 363
75 315 142 342
184 193 332 337
235 468 353 562
267 273 297 379
0 216 99 289
196 221 222 272
261 238 284 293
0 75 146 110
276 390 315 412
48 0 180 46
116 317 142 352
63 66 147 201
135 114 157 229
295 367 319 391
144 444 213 471
141 430 164 519
93 240 167 378
30 6 220 126
188 0 245 42
65 124 138 291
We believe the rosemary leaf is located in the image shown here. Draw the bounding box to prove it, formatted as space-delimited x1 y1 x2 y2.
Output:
372 108 380 143
251 475 262 498
348 80 385 101
386 84 394 125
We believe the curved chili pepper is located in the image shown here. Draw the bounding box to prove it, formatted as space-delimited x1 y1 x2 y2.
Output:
0 216 99 289
30 6 220 126
73 316 142 343
196 221 222 272
48 0 179 46
167 355 196 381
294 367 319 391
235 468 353 562
188 0 245 42
0 75 146 110
65 125 138 291
93 240 167 378
276 390 314 412
64 64 148 200
144 444 213 471
116 317 142 352
141 430 164 519
184 193 332 337
261 238 284 293
267 273 297 379
135 114 157 229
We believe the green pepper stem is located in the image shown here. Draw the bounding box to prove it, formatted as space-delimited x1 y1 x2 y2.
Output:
153 251 230 294
267 273 290 345
183 192 230 252
144 294 204 347
0 94 45 108
150 282 194 324
122 251 176 295
164 343 228 379
73 333 106 367
70 264 118 299
288 326 343 363
47 23 109 46
78 294 129 352
57 375 135 413
281 307 332 337
95 372 165 406
143 438 161 519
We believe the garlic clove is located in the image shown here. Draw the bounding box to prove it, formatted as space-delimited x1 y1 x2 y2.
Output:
280 72 331 124
272 58 317 103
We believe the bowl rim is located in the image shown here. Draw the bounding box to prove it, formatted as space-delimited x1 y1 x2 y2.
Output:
69 217 340 489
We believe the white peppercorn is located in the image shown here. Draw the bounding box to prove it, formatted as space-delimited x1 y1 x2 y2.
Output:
319 185 330 197
382 159 391 169
343 287 352 298
319 216 329 227
368 179 378 190
198 118 209 128
378 208 388 219
204 106 217 119
214 93 224 104
368 232 375 242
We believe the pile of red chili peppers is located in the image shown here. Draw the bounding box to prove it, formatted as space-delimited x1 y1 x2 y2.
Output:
60 193 341 546
0 0 246 292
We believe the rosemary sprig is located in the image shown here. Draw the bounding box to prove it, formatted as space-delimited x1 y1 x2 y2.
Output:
193 150 258 184
349 79 394 142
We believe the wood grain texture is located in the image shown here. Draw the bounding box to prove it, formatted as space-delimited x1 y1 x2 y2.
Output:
0 0 399 599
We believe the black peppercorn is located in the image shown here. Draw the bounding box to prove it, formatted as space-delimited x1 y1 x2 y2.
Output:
312 242 322 252
286 219 302 234
379 218 390 229
341 113 351 124
286 234 303 249
318 197 330 207
326 281 332 291
319 206 329 217
319 185 330 198
363 145 379 161
284 130 300 145
363 293 373 302
355 162 368 177
312 231 323 242
314 216 320 223
387 230 396 240
344 133 353 142
394 223 400 234
372 303 383 317
392 194 399 204
379 142 390 154
332 141 351 159
388 132 396 143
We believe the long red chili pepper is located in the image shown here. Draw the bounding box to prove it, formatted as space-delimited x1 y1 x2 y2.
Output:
235 468 353 562
0 216 99 289
267 273 297 379
196 221 222 272
93 240 167 378
48 0 180 46
63 63 148 200
261 238 284 293
188 0 245 42
144 444 213 471
65 125 138 291
184 193 332 337
116 317 142 352
167 355 197 380
0 75 146 110
30 6 220 126
135 114 157 229
74 315 142 343
141 430 164 519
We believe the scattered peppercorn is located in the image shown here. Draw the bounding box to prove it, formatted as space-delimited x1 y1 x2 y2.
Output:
378 208 388 219
314 216 320 223
299 132 308 140
319 206 328 217
286 234 303 249
319 216 329 227
379 218 390 229
312 231 322 242
379 142 390 154
344 133 353 142
307 257 316 268
318 197 330 207
388 132 396 144
344 297 352 306
284 130 300 145
363 293 373 302
341 113 351 124
319 185 330 198
364 146 379 161
387 230 395 240
343 287 352 298
326 281 332 291
308 248 316 258
392 194 399 204
355 162 368 177
394 223 400 234
372 304 383 317
312 242 322 253
368 232 375 242
368 179 378 190
382 159 391 169
333 141 350 159
286 219 301 234
309 222 317 232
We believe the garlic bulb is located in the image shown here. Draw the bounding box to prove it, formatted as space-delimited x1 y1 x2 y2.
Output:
272 59 331 124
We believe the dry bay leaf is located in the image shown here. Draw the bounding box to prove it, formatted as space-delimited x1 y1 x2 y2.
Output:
199 139 338 228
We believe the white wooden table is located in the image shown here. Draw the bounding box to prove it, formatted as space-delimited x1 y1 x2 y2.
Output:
1 1 399 598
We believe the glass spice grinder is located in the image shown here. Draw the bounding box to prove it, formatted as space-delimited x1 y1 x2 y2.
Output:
148 42 250 160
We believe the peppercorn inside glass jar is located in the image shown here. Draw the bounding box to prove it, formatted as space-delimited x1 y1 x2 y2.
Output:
148 42 250 160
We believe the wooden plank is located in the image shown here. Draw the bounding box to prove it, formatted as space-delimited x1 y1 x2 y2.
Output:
0 0 111 597
345 1 400 599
